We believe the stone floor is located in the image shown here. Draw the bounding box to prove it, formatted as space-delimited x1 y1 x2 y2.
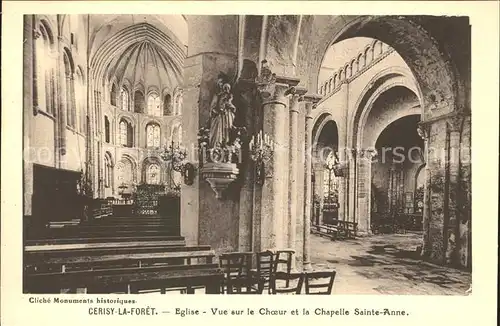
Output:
309 232 472 295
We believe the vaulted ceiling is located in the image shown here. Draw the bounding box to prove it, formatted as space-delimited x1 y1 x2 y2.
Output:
89 15 187 91
105 25 183 90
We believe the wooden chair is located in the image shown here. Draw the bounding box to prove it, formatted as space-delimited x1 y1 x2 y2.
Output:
219 252 253 294
269 271 304 294
304 270 336 294
226 276 265 294
273 250 295 287
250 250 275 293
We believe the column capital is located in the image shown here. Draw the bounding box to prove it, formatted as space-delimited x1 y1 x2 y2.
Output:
33 28 42 39
419 110 470 129
358 148 378 159
303 93 323 104
446 115 465 133
255 59 299 100
417 122 430 141
303 93 323 118
289 86 308 113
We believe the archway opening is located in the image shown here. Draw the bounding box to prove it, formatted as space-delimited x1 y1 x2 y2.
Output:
312 117 340 226
370 114 424 234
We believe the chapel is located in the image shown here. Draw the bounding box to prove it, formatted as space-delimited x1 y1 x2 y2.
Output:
23 14 471 294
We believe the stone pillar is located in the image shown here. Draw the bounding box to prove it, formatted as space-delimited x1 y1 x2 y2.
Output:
287 87 306 268
238 80 257 253
419 117 448 264
57 36 67 167
302 93 322 271
23 16 34 216
347 149 357 223
445 115 464 264
260 79 296 250
337 147 347 221
181 16 239 251
417 123 431 257
295 98 307 268
313 163 324 224
356 149 377 233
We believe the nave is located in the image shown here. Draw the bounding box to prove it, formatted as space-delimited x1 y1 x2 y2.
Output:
23 14 471 295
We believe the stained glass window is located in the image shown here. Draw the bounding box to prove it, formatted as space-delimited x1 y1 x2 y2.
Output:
146 124 160 147
119 121 127 146
323 152 339 201
147 164 160 184
147 93 161 116
121 87 129 111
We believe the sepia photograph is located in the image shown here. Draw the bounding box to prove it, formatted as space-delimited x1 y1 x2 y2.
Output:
19 13 475 296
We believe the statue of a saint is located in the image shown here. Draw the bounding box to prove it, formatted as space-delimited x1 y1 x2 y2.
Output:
208 76 237 148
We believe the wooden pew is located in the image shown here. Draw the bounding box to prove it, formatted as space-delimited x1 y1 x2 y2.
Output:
25 245 213 270
323 220 357 239
25 235 185 246
24 247 222 294
37 226 178 239
311 224 338 240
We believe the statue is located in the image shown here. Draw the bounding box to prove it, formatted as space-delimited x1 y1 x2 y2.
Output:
208 74 237 148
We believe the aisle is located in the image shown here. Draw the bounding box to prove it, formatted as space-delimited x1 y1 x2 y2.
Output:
310 232 471 295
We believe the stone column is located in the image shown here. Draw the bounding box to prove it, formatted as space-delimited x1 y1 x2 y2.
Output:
24 16 34 216
287 87 306 268
445 115 464 264
260 79 296 250
337 147 347 221
302 93 322 271
417 123 431 257
313 163 325 224
356 149 377 233
57 36 67 166
347 148 357 223
419 117 448 264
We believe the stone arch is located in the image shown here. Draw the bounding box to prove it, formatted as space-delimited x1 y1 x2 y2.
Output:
308 16 463 119
141 156 163 184
38 18 56 45
116 154 138 189
349 66 420 149
117 115 135 147
145 121 162 148
104 151 114 190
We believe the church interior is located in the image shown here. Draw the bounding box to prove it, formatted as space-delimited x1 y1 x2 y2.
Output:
23 14 471 294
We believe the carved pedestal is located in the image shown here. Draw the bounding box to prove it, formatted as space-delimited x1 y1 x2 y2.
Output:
201 162 239 199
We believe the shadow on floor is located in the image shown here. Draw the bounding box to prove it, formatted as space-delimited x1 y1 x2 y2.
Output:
351 243 468 289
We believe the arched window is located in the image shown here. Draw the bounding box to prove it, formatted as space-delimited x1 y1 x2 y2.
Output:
146 123 161 147
104 116 110 143
104 153 113 188
323 152 339 202
110 84 117 106
119 119 133 147
75 68 85 132
119 121 127 146
174 91 183 115
147 92 161 116
146 164 161 184
116 158 133 185
163 94 172 116
121 87 129 111
134 90 145 113
34 23 55 115
63 50 76 128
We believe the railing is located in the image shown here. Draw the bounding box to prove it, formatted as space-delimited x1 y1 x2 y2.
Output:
318 40 395 100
